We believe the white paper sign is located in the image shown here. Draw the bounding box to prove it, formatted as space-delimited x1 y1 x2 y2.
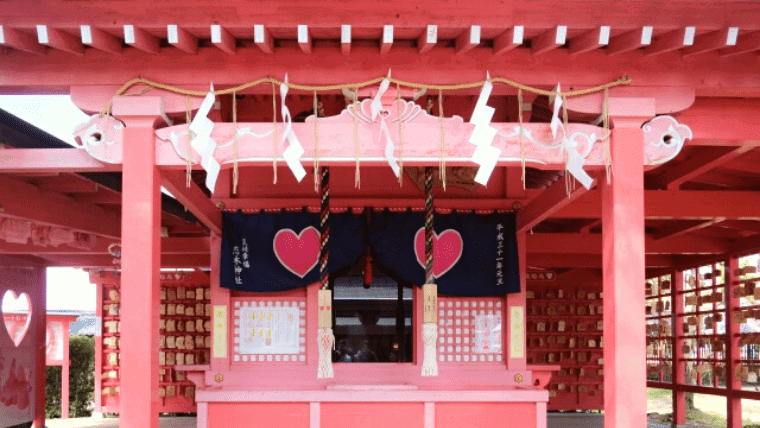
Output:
238 304 300 354
474 312 502 354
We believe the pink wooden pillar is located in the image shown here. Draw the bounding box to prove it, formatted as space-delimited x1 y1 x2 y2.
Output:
602 102 653 428
507 232 527 371
33 266 46 428
726 256 742 428
93 278 103 417
114 96 164 428
210 170 231 380
62 318 71 419
672 269 686 425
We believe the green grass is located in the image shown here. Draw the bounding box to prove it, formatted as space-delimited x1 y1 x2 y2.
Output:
647 388 672 400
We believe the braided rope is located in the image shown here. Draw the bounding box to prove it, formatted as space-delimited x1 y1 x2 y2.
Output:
397 81 404 187
319 166 330 290
271 82 278 184
101 75 631 109
313 91 320 192
424 166 434 285
232 91 239 194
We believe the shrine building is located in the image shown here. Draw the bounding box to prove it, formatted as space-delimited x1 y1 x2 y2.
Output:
0 1 759 427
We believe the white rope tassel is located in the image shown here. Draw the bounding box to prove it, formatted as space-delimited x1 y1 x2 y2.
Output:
317 327 335 378
421 322 438 376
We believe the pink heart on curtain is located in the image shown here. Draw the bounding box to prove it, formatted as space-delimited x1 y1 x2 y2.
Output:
273 227 320 278
414 228 464 279
2 290 32 347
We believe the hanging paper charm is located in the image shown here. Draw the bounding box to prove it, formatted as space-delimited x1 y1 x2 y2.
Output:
468 72 500 185
188 83 221 192
371 71 400 177
548 83 594 190
281 74 307 182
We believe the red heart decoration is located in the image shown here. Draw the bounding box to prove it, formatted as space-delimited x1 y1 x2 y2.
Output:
273 227 320 278
2 290 32 347
414 228 463 278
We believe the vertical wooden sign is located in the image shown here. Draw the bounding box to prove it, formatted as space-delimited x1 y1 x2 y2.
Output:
212 305 228 358
318 290 332 328
510 306 525 359
423 283 437 323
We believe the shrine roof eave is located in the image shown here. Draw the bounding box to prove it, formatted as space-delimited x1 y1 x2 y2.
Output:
1 0 760 29
0 47 758 99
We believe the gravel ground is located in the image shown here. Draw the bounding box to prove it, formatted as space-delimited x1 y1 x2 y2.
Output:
43 416 196 428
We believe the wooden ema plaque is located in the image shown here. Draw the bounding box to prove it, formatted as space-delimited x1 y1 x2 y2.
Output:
423 283 437 323
318 289 332 328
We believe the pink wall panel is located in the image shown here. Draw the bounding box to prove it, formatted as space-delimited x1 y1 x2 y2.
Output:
436 403 536 428
321 403 424 428
0 261 44 427
209 403 309 428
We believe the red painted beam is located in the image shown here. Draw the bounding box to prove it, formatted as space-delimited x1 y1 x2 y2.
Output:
657 146 753 190
516 174 595 233
607 26 652 56
644 27 696 56
39 253 211 268
0 149 121 173
455 25 480 55
161 171 222 236
527 253 672 269
726 233 760 256
2 0 760 29
254 25 274 54
0 237 209 255
123 25 159 55
653 219 725 241
717 220 760 234
4 46 760 98
297 25 311 54
167 24 197 54
216 196 533 212
531 26 567 55
720 30 760 57
36 175 99 193
380 25 393 54
569 26 610 55
80 25 122 55
341 25 351 55
682 27 738 57
493 26 523 55
72 189 122 205
418 25 437 54
526 232 728 255
0 175 121 238
36 25 84 55
0 26 45 54
555 190 760 220
210 24 235 54
677 98 760 143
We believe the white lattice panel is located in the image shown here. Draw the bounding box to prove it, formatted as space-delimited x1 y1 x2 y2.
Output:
437 298 503 363
232 299 307 363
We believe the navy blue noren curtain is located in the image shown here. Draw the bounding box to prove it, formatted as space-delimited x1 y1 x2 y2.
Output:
221 210 520 296
221 210 366 292
368 210 520 296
